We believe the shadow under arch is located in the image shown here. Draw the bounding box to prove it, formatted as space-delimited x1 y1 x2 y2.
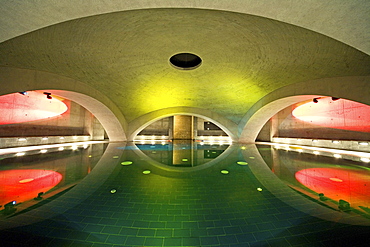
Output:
127 106 238 141
0 67 127 141
238 75 370 143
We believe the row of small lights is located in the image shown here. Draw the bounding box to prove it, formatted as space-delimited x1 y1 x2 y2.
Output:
0 140 105 156
134 136 232 146
14 144 89 157
135 140 232 146
279 138 369 146
272 143 370 163
18 136 90 141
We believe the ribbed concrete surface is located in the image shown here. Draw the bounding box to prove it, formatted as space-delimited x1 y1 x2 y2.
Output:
0 9 369 131
0 1 369 54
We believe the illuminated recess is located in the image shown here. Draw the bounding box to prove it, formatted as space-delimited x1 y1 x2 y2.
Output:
169 53 202 70
292 97 370 132
0 91 68 125
0 169 62 206
295 167 370 207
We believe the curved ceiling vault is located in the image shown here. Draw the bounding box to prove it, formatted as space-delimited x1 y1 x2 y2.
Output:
0 7 369 142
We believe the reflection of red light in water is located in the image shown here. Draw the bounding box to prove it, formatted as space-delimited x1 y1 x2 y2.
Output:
0 91 68 125
292 97 370 132
295 167 370 208
0 169 62 206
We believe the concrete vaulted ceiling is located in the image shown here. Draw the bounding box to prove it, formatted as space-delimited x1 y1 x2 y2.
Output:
0 1 369 141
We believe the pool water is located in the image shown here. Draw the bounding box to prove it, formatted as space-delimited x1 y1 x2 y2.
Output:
0 141 369 246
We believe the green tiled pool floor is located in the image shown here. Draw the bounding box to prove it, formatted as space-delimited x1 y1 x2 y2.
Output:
0 143 369 246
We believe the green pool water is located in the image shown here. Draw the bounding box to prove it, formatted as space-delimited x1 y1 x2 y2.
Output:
0 141 369 246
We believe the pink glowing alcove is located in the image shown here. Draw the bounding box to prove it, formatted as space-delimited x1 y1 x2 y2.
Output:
292 97 370 132
0 169 63 206
295 167 370 208
0 91 68 125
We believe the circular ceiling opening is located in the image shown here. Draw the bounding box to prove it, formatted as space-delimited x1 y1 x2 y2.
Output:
169 53 202 70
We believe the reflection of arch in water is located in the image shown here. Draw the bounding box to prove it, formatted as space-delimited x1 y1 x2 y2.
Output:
0 142 125 230
242 144 370 226
128 107 238 141
128 141 237 174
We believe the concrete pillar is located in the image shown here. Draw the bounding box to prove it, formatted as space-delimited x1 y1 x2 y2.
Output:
173 115 193 140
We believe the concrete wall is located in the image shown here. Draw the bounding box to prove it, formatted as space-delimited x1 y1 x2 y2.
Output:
136 116 228 140
137 117 172 136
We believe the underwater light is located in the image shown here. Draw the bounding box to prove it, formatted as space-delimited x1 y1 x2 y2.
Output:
40 149 47 153
58 147 64 151
18 138 27 141
16 152 25 156
42 137 48 140
121 161 133 166
333 154 342 158
237 161 248 165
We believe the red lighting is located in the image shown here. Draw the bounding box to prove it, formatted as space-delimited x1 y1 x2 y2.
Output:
295 167 370 208
292 97 370 132
0 169 62 206
0 91 68 125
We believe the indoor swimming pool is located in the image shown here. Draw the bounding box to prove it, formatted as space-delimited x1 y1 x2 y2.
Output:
0 141 369 246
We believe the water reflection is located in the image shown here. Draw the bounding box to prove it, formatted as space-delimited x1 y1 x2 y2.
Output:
257 144 370 219
134 140 229 167
0 143 107 216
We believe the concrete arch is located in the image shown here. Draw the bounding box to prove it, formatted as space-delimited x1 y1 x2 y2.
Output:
0 67 127 141
0 1 368 54
127 106 238 141
239 76 370 143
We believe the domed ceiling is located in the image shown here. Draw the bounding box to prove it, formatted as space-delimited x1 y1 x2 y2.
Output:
0 8 369 125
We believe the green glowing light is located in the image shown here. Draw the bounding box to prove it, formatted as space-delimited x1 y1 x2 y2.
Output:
121 161 133 166
143 170 151 174
182 158 188 162
221 170 229 174
113 156 119 159
110 189 117 193
249 157 255 159
257 188 263 191
241 146 246 150
237 161 248 165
